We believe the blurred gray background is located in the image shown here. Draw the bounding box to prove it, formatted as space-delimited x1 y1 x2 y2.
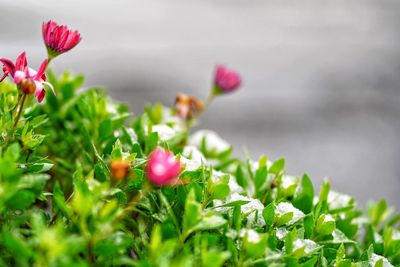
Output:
1 0 400 207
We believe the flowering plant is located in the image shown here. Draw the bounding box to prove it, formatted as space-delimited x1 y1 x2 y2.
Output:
0 22 399 267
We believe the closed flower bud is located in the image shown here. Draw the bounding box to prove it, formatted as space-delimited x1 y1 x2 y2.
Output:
146 148 181 186
111 160 130 181
175 92 205 120
213 65 241 94
20 78 36 95
42 20 81 60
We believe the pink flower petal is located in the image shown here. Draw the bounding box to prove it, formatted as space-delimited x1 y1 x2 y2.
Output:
35 59 48 80
36 90 46 103
27 67 37 78
13 70 26 84
64 31 81 50
0 58 16 77
0 72 8 82
15 52 27 71
34 80 43 92
35 82 46 103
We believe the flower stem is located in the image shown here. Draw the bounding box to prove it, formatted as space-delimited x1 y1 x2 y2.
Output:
12 93 22 113
205 93 215 106
13 93 27 131
119 183 151 219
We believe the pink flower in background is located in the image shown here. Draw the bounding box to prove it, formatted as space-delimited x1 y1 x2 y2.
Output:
214 65 241 94
42 20 81 59
146 148 181 186
0 52 54 102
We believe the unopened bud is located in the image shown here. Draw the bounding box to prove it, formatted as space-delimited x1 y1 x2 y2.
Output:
20 78 36 95
175 93 205 120
110 160 130 181
213 65 241 94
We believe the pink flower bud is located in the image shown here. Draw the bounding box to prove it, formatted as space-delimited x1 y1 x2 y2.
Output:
42 20 81 60
214 65 241 94
146 148 181 186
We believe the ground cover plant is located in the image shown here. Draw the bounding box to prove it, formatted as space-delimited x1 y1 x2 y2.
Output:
0 21 400 267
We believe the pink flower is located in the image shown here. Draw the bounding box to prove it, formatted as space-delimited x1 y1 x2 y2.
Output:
0 52 54 102
0 52 27 83
146 148 181 186
42 20 81 59
214 65 241 94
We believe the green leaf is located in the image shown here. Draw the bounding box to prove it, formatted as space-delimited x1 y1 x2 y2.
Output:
255 155 268 190
145 102 163 124
374 259 383 267
2 229 33 260
304 214 315 239
24 162 53 173
262 203 275 229
269 158 285 175
98 118 113 142
215 200 250 208
127 169 144 190
210 184 230 200
301 256 318 267
192 213 227 232
335 244 346 265
113 189 128 206
147 132 159 154
285 228 297 254
337 259 352 267
235 165 248 189
292 174 314 214
29 114 48 128
315 214 336 236
202 250 231 267
369 199 389 228
319 179 330 203
322 229 356 245
53 182 71 217
6 190 36 209
94 163 108 182
18 173 50 194
183 190 202 234
149 224 162 256
111 139 123 159
5 143 20 161
276 212 293 227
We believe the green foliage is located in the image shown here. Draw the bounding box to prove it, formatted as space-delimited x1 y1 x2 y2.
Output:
0 73 399 266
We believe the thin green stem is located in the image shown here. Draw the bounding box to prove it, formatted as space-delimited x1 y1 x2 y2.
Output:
205 93 216 107
13 93 27 130
12 93 22 113
118 184 151 220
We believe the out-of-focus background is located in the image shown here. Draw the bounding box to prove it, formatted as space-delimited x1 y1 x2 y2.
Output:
1 0 400 206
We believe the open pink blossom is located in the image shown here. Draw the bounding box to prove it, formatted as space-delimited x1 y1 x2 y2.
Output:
214 65 241 94
146 148 181 186
42 20 81 59
0 52 27 83
0 52 54 102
